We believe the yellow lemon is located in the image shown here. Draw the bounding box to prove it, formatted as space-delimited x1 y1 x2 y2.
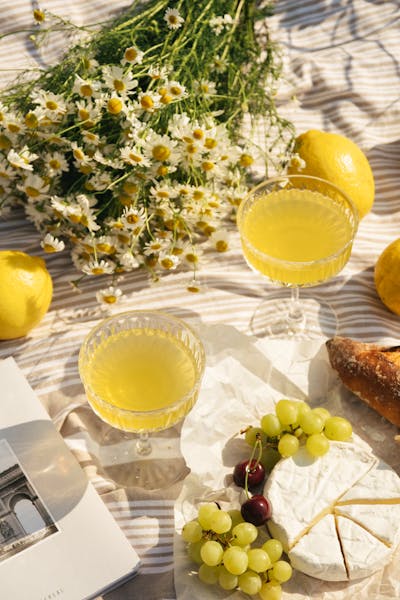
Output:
0 250 53 340
288 129 375 219
374 239 400 315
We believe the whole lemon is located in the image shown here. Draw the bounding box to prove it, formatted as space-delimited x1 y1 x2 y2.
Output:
374 239 400 315
0 250 53 340
288 129 375 219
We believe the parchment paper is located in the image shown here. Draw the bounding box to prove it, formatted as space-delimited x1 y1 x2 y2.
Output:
173 325 400 600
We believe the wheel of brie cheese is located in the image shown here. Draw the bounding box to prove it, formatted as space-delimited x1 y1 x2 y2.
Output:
263 437 400 581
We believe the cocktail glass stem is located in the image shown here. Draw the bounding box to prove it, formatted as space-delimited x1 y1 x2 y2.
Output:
287 287 305 330
136 432 152 456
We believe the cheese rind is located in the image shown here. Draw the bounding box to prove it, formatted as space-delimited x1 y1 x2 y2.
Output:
288 514 347 581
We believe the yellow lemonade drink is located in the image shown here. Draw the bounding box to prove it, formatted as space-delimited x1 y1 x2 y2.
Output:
239 188 356 286
81 327 200 432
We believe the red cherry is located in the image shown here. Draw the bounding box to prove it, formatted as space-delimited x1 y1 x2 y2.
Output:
233 459 266 489
241 495 271 526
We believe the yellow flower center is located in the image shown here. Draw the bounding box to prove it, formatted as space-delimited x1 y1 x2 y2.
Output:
128 152 142 163
79 108 90 120
170 85 183 96
91 267 104 275
49 159 61 169
126 214 140 224
187 284 200 293
107 98 123 114
43 244 57 253
80 84 93 97
79 164 92 175
113 79 125 92
33 9 45 22
123 182 138 194
124 48 138 62
140 95 154 110
46 100 58 111
152 144 170 162
156 190 170 198
160 94 172 105
25 186 41 198
160 257 175 269
25 113 38 128
186 143 197 155
103 294 117 304
201 161 214 172
239 153 254 167
185 253 198 264
193 128 203 140
97 243 115 253
73 148 85 161
157 165 169 177
7 123 21 133
193 190 204 200
216 240 228 252
204 137 217 149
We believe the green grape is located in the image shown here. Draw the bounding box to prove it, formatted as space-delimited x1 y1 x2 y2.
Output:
296 400 311 418
238 570 262 595
271 560 293 582
275 399 299 425
198 563 220 585
182 520 203 543
209 510 232 534
228 508 244 529
262 538 283 563
232 521 258 546
261 413 282 437
306 433 330 457
259 580 282 600
245 426 267 446
223 546 249 575
187 540 205 564
247 548 271 572
197 502 219 529
260 447 281 472
324 416 352 441
218 566 238 590
200 540 224 566
312 406 331 424
277 433 299 457
298 411 324 435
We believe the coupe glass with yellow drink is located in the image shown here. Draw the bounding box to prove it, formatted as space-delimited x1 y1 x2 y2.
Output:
237 174 359 336
79 310 205 488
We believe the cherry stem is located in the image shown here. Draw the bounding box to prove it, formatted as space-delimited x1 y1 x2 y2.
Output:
244 434 263 499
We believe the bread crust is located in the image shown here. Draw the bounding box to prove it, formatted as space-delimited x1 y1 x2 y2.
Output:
326 336 400 428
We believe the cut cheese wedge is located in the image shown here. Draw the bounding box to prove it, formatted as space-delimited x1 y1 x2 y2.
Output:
264 438 400 581
336 515 393 580
335 503 400 547
289 514 347 581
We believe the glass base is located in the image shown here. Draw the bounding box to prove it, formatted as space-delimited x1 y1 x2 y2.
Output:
249 291 337 338
97 425 190 490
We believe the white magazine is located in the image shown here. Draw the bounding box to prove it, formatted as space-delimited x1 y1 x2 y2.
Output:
0 356 140 600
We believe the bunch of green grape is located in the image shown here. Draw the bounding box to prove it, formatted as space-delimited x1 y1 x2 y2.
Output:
182 501 292 599
245 398 353 467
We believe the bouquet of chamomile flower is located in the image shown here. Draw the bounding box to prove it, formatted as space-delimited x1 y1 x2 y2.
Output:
0 0 294 304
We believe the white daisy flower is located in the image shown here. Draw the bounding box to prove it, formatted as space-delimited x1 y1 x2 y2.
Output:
102 65 138 95
118 251 140 270
7 147 38 171
194 79 217 96
137 90 162 113
96 286 123 305
143 131 180 165
73 75 101 98
143 237 169 256
121 46 144 66
41 233 65 253
120 207 145 231
164 7 184 30
209 229 230 252
18 173 50 200
82 259 115 276
43 151 69 176
159 252 180 270
120 145 150 167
